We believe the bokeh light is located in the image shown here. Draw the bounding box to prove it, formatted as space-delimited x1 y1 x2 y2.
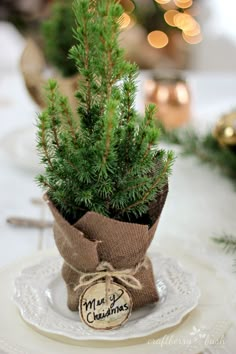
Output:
161 2 177 10
121 0 135 14
154 0 172 4
119 13 131 29
164 10 179 27
182 31 202 44
184 22 201 37
174 13 197 32
175 83 189 104
147 31 169 49
174 0 193 9
120 0 203 48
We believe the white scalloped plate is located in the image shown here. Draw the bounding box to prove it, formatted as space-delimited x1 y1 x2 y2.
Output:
13 253 200 341
0 125 43 173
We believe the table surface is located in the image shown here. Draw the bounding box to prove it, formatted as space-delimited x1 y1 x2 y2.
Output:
0 22 236 354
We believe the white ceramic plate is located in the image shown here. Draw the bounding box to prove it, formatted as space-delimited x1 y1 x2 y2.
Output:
0 249 232 354
13 253 200 341
0 125 43 173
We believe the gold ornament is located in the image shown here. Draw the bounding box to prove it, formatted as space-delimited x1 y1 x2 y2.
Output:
214 111 236 146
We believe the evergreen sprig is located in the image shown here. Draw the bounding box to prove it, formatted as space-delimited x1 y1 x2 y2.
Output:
213 234 236 271
160 124 236 184
37 0 174 224
213 234 236 254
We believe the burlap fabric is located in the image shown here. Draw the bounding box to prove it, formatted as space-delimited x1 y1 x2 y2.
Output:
20 39 79 112
46 184 168 311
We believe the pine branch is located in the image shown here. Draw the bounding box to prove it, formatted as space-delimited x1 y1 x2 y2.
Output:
45 80 81 174
160 123 236 184
59 96 77 144
82 13 91 113
121 151 174 214
212 234 236 272
70 0 97 130
102 103 115 166
37 112 53 169
124 180 149 193
46 81 60 148
212 234 236 254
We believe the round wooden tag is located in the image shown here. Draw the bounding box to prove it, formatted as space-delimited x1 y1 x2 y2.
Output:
79 281 132 330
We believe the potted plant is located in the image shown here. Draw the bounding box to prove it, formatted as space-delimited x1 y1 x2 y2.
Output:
36 0 174 316
41 0 75 78
20 0 78 110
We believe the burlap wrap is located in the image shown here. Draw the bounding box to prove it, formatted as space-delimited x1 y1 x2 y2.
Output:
46 184 168 311
20 39 79 111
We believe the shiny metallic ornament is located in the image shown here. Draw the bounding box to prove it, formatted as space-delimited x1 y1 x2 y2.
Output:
214 111 236 146
145 71 191 129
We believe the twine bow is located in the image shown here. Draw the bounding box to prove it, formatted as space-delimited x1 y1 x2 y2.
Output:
68 257 149 294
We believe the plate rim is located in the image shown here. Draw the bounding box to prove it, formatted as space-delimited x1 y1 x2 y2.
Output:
13 253 201 341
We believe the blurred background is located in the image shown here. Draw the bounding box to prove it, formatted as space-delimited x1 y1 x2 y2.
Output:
1 0 236 70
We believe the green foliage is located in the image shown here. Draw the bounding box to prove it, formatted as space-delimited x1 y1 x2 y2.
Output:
41 0 76 77
213 234 236 254
37 0 174 224
213 234 236 271
160 124 236 184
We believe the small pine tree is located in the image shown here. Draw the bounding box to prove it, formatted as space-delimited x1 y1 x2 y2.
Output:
37 0 174 224
41 0 76 77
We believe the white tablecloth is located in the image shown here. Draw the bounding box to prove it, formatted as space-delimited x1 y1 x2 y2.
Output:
0 22 236 353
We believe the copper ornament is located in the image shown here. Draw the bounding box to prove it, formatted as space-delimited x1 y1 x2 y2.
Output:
145 73 191 129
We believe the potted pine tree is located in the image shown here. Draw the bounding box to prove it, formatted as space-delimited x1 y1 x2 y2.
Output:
41 0 75 78
36 0 174 317
20 0 78 110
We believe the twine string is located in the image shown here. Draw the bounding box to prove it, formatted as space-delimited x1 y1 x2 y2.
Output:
66 257 149 298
